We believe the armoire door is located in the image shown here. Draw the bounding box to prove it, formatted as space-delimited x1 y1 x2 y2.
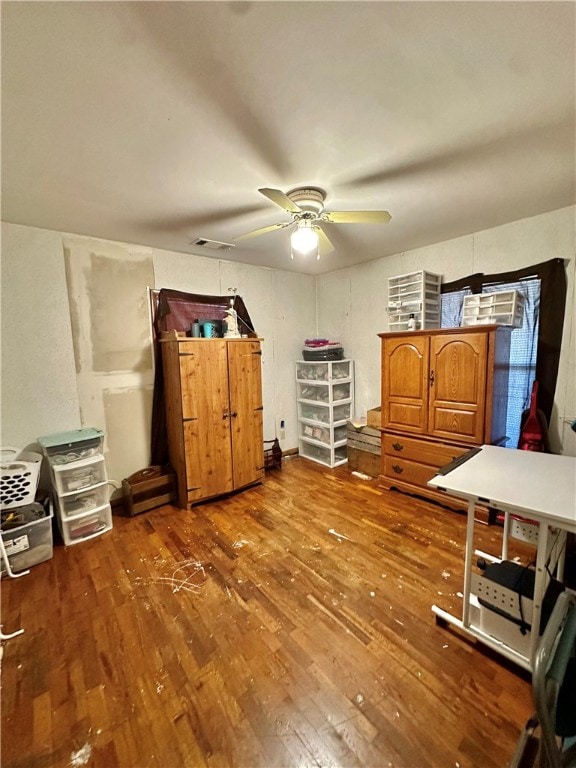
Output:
428 332 488 444
227 340 264 489
180 340 233 502
382 335 429 434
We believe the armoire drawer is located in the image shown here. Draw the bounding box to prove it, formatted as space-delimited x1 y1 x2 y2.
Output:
383 455 440 488
383 433 469 468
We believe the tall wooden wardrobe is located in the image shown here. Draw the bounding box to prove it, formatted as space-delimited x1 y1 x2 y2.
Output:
161 331 264 508
378 326 511 508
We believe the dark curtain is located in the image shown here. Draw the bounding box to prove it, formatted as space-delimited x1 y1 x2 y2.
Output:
440 258 567 424
150 289 256 466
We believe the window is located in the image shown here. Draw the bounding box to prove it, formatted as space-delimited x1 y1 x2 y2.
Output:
441 278 541 448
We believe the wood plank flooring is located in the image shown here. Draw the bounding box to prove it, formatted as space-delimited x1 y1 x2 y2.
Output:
1 457 534 768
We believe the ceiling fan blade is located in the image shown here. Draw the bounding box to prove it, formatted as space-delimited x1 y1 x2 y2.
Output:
259 188 302 214
315 224 336 256
323 210 392 224
234 221 291 241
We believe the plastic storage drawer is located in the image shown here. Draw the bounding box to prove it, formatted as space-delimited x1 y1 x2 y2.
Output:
1 503 54 572
52 456 107 495
300 441 347 466
56 482 109 518
58 503 112 545
38 428 104 465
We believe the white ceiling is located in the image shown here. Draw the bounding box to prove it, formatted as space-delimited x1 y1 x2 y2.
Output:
2 1 575 275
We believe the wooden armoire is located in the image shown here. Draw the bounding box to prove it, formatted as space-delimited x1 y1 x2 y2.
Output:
161 331 264 508
378 326 511 507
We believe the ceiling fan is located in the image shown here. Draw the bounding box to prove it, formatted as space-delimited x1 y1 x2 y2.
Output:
235 187 391 259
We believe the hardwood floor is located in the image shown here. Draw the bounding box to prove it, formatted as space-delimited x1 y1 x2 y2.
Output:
1 457 534 768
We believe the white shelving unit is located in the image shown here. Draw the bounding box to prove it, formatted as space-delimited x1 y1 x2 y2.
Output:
462 289 525 328
387 270 442 331
38 429 113 546
296 359 354 468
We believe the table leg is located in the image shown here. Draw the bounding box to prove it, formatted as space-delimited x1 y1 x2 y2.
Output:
529 523 549 664
462 498 476 627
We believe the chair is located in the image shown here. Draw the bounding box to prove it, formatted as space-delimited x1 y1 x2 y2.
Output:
510 590 576 768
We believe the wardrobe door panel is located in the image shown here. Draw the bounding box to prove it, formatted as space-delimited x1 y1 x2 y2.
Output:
429 332 488 444
382 335 429 434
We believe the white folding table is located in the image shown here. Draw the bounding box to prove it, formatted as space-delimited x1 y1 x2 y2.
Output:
428 445 576 671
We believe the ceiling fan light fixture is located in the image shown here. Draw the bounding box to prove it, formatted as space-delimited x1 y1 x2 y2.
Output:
290 221 319 255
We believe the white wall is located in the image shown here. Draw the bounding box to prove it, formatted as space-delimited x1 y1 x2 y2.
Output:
1 204 574 488
0 223 81 448
0 223 316 489
317 206 576 455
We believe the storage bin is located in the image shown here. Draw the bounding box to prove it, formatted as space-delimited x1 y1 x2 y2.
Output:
52 455 107 495
58 503 112 545
56 482 110 518
38 428 104 465
298 402 351 424
299 441 347 467
462 290 524 328
302 347 344 361
387 271 441 331
1 502 53 572
0 447 42 509
468 595 532 658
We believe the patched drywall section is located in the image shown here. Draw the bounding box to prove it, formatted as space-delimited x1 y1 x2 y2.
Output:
103 386 154 482
64 237 156 485
89 254 153 373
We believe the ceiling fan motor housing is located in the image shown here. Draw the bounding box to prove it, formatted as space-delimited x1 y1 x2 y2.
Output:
287 187 326 217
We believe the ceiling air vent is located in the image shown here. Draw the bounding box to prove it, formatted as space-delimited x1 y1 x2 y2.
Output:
192 237 235 251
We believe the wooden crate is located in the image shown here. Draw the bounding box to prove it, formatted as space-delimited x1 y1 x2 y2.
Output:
346 423 381 454
347 422 381 476
348 447 381 476
122 465 176 516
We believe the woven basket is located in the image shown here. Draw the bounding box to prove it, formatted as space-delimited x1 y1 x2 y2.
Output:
0 447 42 509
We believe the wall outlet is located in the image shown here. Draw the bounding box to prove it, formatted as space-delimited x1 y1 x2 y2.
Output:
279 419 286 440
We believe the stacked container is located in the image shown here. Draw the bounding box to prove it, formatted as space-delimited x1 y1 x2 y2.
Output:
296 359 354 468
387 270 442 331
1 446 53 571
38 429 112 545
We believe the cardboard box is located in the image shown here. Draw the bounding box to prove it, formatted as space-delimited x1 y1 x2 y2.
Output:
367 407 382 428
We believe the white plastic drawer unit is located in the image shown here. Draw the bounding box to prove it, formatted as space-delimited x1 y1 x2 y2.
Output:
297 382 352 403
462 289 525 328
56 481 109 518
298 422 348 447
296 361 352 382
58 504 113 545
52 455 107 495
298 402 351 425
38 428 104 466
299 442 348 467
387 270 441 331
